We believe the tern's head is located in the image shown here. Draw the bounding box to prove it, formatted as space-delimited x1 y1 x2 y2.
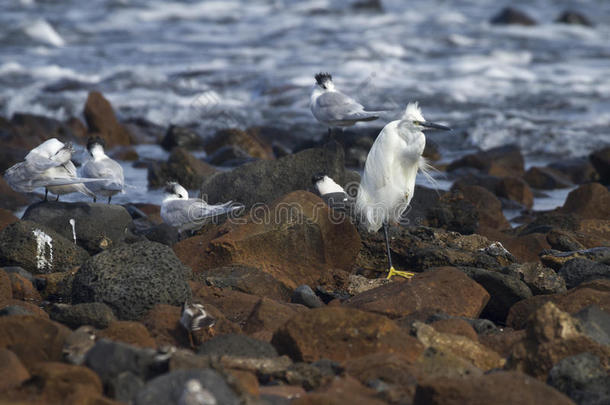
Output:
400 102 451 132
165 181 189 199
311 173 325 185
314 72 334 90
86 136 106 158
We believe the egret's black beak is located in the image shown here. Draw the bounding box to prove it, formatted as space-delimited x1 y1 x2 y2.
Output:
418 121 451 131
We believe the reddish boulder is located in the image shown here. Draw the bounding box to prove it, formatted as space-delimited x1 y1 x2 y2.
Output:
430 318 478 342
413 371 575 405
0 269 12 304
0 177 30 211
0 208 18 231
175 191 361 289
447 145 525 176
506 302 610 380
344 267 490 319
559 183 610 219
479 329 526 357
292 376 387 405
271 306 424 363
97 321 157 349
83 91 132 146
9 273 41 303
524 166 571 189
205 128 274 160
0 348 30 391
453 184 511 231
141 304 185 347
0 315 70 369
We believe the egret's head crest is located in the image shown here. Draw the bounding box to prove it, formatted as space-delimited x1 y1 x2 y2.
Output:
402 102 425 122
315 72 332 87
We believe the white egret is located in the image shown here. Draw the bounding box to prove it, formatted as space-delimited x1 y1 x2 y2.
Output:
81 136 125 203
356 102 450 279
310 72 380 135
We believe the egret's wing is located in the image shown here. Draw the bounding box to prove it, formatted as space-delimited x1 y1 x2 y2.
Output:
316 92 378 123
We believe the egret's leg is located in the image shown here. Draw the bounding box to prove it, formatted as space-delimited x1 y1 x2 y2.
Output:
383 222 415 280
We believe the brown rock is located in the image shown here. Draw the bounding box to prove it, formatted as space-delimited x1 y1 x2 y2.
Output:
83 91 132 146
97 321 157 348
227 369 259 397
0 315 70 369
259 385 306 400
506 279 610 329
344 267 490 319
0 208 18 231
416 346 483 379
175 191 361 289
590 146 610 184
0 348 30 391
206 128 274 160
447 145 525 176
413 371 575 405
548 158 598 185
484 229 551 263
271 306 424 363
292 375 387 405
453 184 511 230
0 299 48 318
9 273 41 303
0 269 12 304
140 304 186 348
497 176 534 208
430 318 478 342
524 166 571 189
479 329 526 357
344 352 419 403
559 182 610 219
147 147 217 189
506 302 610 380
413 322 505 371
243 297 308 342
36 269 77 302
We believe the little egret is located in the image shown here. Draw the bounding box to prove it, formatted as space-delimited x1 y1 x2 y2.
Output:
81 136 124 203
310 72 380 135
356 102 450 279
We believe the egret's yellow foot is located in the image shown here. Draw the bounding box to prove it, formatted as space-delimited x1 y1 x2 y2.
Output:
386 266 415 280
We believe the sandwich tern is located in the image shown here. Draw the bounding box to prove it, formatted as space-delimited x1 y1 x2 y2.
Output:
180 301 216 348
161 182 243 234
310 72 380 135
312 173 349 210
81 136 125 203
356 102 450 279
3 138 101 201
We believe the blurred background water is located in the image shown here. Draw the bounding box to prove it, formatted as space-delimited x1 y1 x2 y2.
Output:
1 0 609 209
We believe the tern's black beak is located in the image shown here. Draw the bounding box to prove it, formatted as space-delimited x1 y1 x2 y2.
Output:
418 121 451 131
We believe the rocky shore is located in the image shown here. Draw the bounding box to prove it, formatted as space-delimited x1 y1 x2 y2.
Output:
0 91 609 405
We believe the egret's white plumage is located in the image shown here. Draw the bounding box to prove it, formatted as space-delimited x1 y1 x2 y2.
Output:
3 138 100 199
161 182 242 234
356 102 450 278
310 72 380 128
81 137 124 203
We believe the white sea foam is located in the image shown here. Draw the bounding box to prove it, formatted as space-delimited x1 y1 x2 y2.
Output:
22 19 65 47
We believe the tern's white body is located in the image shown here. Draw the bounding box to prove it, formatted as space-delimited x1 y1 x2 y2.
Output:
3 138 97 198
161 182 242 233
310 74 379 127
314 175 345 196
356 103 428 233
81 144 124 199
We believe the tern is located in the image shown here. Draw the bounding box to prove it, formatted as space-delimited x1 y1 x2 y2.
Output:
81 136 125 203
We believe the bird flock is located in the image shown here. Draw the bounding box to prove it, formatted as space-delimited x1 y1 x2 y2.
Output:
3 72 450 282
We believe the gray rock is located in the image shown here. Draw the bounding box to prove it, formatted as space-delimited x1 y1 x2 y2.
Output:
1 266 33 281
0 220 89 274
22 201 133 254
160 125 204 151
200 142 345 208
85 339 164 385
460 267 532 324
558 258 610 289
505 262 567 295
197 333 278 358
72 241 191 320
490 7 537 25
200 265 292 302
556 10 593 26
134 369 240 405
547 353 610 405
148 147 216 189
0 305 35 316
572 306 610 346
590 147 610 185
291 285 324 308
49 302 117 329
548 158 599 185
109 371 145 404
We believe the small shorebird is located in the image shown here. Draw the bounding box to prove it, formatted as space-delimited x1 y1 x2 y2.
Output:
310 72 380 136
312 173 349 210
180 302 216 348
3 138 100 201
81 136 125 203
356 102 450 279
